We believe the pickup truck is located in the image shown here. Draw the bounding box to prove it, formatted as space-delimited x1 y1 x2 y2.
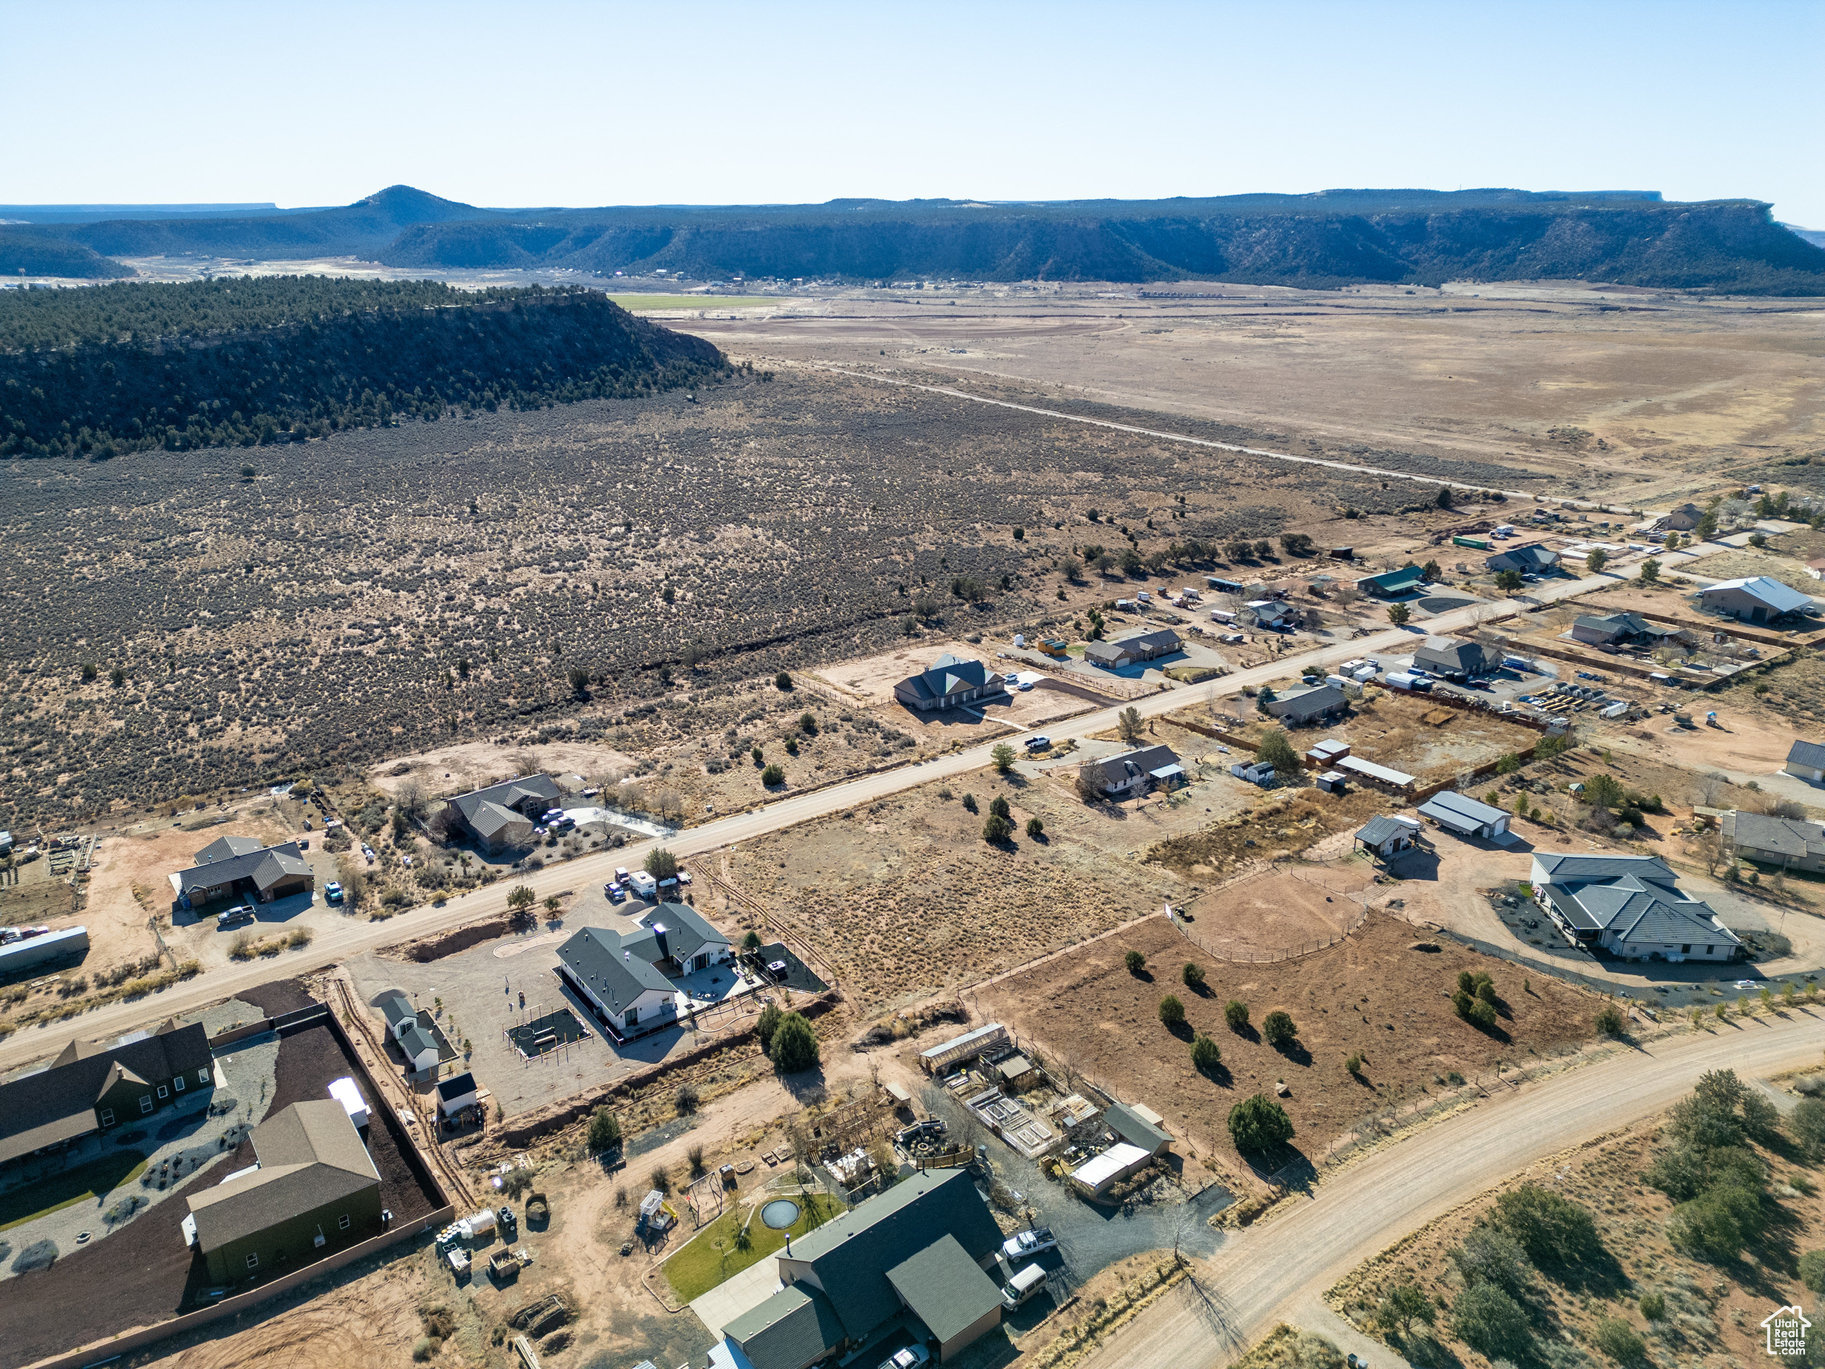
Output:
1002 1226 1058 1261
217 905 255 928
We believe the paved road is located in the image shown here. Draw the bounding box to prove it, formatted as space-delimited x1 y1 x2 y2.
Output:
0 541 1742 1073
1080 1012 1825 1369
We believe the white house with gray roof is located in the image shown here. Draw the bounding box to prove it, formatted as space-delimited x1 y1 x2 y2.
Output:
1530 853 1741 961
555 902 734 1040
1083 744 1183 800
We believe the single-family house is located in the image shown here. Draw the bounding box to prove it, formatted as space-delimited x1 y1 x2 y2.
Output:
718 1169 1005 1368
1084 628 1182 669
1356 564 1426 599
1082 744 1183 800
1103 1103 1172 1158
556 903 733 1041
1724 811 1825 874
1485 543 1561 576
1355 814 1421 861
1262 683 1349 726
1412 637 1495 679
1571 612 1692 649
1241 599 1299 631
1694 576 1815 626
894 653 997 712
1783 739 1825 784
169 836 313 910
441 774 562 855
1417 791 1510 840
1656 502 1704 533
0 1019 213 1167
1530 853 1741 961
185 1099 383 1284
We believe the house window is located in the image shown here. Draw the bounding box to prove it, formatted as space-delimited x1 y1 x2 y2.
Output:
1681 944 1691 954
140 1095 154 1114
99 1108 115 1127
246 1253 259 1271
625 1005 639 1026
157 1084 169 1099
199 1068 211 1084
174 1074 185 1092
339 1214 352 1231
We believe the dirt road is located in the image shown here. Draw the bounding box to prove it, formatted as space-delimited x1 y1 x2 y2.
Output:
0 539 1748 1075
1078 1011 1825 1369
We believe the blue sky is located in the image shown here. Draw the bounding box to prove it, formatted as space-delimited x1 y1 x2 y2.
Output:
7 0 1822 224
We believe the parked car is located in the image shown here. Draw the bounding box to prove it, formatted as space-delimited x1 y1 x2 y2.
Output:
1002 1263 1049 1310
615 867 632 884
217 905 255 927
604 882 626 904
1002 1227 1058 1261
1024 735 1051 752
878 1347 931 1369
324 882 344 905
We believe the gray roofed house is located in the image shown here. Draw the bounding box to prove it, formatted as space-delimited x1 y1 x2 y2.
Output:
170 838 313 908
1418 791 1510 840
186 1099 383 1283
0 1019 213 1166
395 1020 442 1073
1083 743 1182 800
442 773 562 855
624 901 734 975
1785 739 1825 784
1571 611 1692 649
1694 575 1815 625
1657 502 1704 532
1530 853 1741 961
1485 543 1561 576
1726 810 1825 874
557 925 680 1039
1355 814 1420 860
1104 1102 1172 1157
885 1233 1005 1360
1263 682 1349 726
893 653 996 712
1084 627 1183 670
720 1284 849 1369
1411 637 1494 678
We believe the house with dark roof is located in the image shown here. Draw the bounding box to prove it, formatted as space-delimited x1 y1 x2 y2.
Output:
168 836 313 909
1412 637 1495 679
1082 744 1183 800
1656 502 1705 532
893 654 997 712
1571 612 1692 649
435 1071 480 1120
1784 739 1825 785
442 773 562 855
718 1169 1004 1368
556 903 734 1041
1104 1102 1172 1158
1240 599 1299 631
1083 628 1183 670
0 1019 213 1167
1485 543 1561 576
1263 682 1349 726
1530 853 1741 961
185 1099 383 1283
1725 811 1825 874
1356 564 1426 598
1694 576 1815 626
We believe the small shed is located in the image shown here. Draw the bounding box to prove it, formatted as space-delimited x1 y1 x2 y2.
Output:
1104 1103 1172 1158
1355 815 1420 860
919 1023 1009 1074
1316 771 1348 794
1070 1143 1153 1197
436 1070 480 1119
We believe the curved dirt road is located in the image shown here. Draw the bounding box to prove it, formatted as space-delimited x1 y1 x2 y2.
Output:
1080 1011 1825 1369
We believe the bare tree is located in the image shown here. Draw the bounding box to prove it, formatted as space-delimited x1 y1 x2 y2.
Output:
395 777 427 820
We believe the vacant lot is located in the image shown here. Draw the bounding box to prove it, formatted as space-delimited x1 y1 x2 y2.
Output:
0 369 1446 833
981 913 1596 1175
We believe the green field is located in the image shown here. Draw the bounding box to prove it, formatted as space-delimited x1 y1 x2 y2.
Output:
663 1191 845 1302
0 1149 149 1231
607 295 780 312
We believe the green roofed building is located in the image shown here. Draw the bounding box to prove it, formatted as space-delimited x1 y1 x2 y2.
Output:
715 1169 1004 1369
1355 563 1426 598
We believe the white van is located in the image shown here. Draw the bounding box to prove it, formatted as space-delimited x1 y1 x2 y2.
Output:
1002 1262 1048 1310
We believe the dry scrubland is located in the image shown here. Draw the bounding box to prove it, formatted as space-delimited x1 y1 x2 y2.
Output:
982 913 1596 1173
0 367 1531 833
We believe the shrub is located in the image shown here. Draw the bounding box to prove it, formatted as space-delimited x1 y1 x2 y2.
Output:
761 763 786 786
1592 1315 1647 1365
674 1083 700 1115
1492 1183 1603 1268
756 1001 783 1051
1799 1249 1825 1295
769 1011 820 1073
1793 1099 1825 1158
962 793 978 813
1191 1034 1221 1071
650 1164 671 1194
1638 1290 1667 1320
1224 1000 1250 1032
775 671 793 691
1159 995 1186 1028
1451 1281 1531 1361
1595 1003 1626 1037
1026 816 1045 839
1125 950 1146 975
991 743 1017 774
1345 1053 1363 1076
1372 1279 1436 1340
587 1107 622 1153
1262 1010 1297 1048
742 929 763 952
1667 1178 1761 1262
1182 962 1206 990
412 1337 439 1362
988 795 1011 820
1228 1094 1294 1152
1256 729 1298 772
687 1143 706 1176
1450 1225 1532 1297
982 814 1014 843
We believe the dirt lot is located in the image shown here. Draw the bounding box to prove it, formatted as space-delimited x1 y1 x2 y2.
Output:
1327 1087 1825 1369
979 912 1598 1177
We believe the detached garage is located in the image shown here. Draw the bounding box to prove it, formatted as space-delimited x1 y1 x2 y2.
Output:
1418 791 1510 841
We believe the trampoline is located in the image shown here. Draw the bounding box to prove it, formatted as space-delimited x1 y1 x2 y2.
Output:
760 1198 801 1230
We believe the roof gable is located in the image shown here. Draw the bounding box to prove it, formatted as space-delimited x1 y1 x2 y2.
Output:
0 1020 211 1164
1787 739 1825 770
558 926 675 1011
187 1100 379 1249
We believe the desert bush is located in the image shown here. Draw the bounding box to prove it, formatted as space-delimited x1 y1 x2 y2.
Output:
1450 1282 1531 1361
1125 950 1146 976
587 1107 622 1154
1224 999 1250 1032
1228 1094 1294 1152
768 1011 819 1073
1491 1183 1603 1269
1595 1003 1626 1037
1450 1225 1532 1297
1262 1010 1297 1048
674 1084 700 1115
756 1001 783 1051
1158 995 1186 1028
1182 962 1205 990
1190 1034 1221 1072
